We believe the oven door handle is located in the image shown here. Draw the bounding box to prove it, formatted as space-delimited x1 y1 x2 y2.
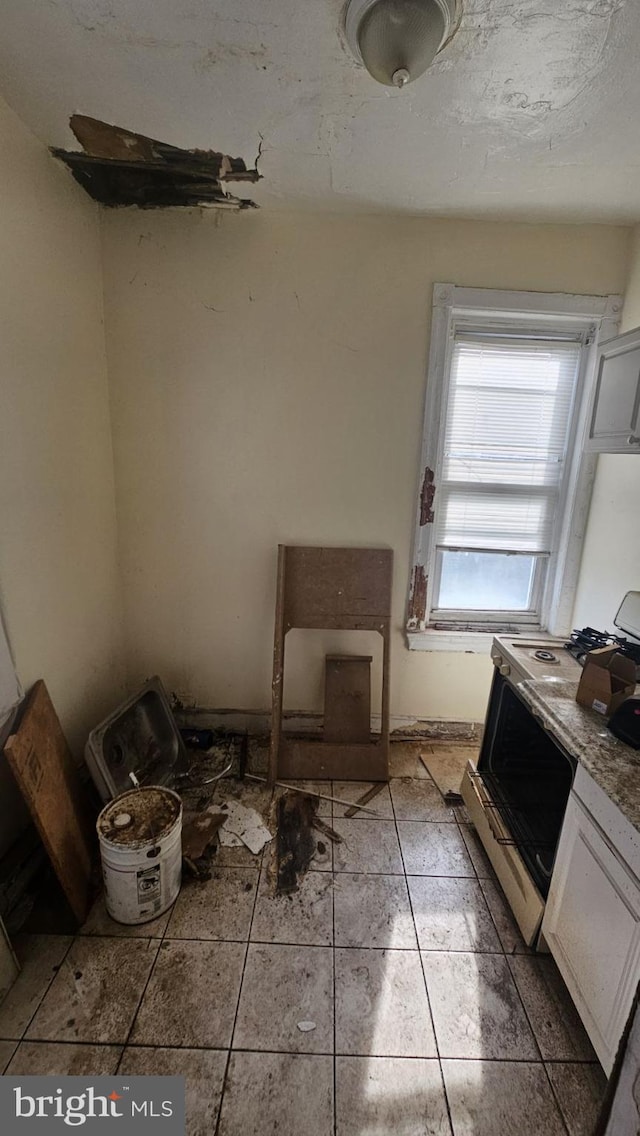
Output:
466 769 513 846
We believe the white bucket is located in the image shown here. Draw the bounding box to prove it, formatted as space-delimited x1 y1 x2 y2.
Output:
97 786 183 925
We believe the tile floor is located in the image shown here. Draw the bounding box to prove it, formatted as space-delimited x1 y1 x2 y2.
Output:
0 742 607 1135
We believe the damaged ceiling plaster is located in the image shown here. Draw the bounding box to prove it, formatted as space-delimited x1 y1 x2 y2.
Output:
53 115 260 209
0 0 638 220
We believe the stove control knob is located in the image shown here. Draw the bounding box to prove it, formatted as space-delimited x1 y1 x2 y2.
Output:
493 654 503 668
499 663 511 677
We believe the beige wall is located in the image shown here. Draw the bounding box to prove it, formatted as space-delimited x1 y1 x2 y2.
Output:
102 209 630 723
572 224 640 633
0 96 125 756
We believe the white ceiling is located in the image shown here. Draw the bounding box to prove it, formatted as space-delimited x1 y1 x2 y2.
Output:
1 0 640 222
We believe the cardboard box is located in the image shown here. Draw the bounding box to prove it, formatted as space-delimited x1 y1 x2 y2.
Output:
576 647 637 717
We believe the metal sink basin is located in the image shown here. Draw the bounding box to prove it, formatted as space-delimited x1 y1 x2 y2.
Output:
85 677 189 801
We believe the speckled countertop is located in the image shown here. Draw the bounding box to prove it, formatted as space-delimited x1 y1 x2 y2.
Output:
518 676 640 832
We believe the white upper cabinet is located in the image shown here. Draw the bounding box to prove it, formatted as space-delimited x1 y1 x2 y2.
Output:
586 326 640 453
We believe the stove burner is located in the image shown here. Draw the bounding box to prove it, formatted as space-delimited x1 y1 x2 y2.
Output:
534 650 557 663
565 627 640 667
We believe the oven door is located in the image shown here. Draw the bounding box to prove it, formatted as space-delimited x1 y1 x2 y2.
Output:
461 761 545 946
461 670 575 947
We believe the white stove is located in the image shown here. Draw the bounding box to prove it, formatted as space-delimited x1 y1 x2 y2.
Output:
491 635 582 686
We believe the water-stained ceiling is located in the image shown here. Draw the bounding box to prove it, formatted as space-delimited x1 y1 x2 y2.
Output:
0 0 638 221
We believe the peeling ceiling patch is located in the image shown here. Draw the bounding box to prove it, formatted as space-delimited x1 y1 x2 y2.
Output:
52 115 261 209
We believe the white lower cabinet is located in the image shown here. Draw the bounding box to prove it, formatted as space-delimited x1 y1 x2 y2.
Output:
542 767 640 1075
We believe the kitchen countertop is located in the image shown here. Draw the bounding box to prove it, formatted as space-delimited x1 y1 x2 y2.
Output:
518 676 640 832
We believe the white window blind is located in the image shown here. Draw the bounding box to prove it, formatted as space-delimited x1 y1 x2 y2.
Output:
435 333 583 557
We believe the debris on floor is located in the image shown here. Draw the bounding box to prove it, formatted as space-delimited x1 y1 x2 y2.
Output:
274 792 318 895
181 811 227 862
420 748 471 803
52 115 261 210
211 800 272 856
311 816 343 844
296 1020 317 1032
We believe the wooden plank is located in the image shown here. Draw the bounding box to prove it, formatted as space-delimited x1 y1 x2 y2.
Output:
278 737 388 781
246 774 380 814
283 547 393 630
324 655 372 743
4 681 94 924
344 782 386 818
269 544 287 786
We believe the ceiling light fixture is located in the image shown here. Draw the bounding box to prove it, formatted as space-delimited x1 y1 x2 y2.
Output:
344 0 459 89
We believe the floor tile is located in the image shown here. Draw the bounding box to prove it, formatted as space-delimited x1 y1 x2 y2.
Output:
262 830 333 875
388 742 432 780
332 781 394 819
479 878 532 954
545 1062 607 1136
336 1055 451 1135
335 947 437 1058
6 1040 122 1074
209 843 264 869
0 1039 17 1071
120 1046 227 1136
0 934 72 1039
508 956 597 1061
233 943 333 1053
80 894 172 938
422 951 537 1060
251 868 333 946
334 873 417 949
218 1051 334 1136
408 877 501 952
276 781 332 817
441 1059 566 1136
130 939 244 1048
309 835 334 871
333 819 403 874
458 824 496 879
26 937 158 1045
398 823 475 877
391 779 455 823
166 868 257 941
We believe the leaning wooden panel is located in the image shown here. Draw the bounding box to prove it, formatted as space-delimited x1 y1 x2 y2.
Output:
269 545 393 786
278 738 389 781
4 681 94 924
283 547 392 630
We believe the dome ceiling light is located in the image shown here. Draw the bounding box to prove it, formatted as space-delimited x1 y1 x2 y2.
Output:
344 0 459 89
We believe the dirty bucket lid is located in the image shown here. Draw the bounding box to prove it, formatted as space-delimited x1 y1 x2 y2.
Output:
97 786 181 847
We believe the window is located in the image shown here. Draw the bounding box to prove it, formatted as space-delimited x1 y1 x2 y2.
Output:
407 285 621 651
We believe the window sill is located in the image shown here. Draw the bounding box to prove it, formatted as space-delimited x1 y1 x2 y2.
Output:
406 629 496 653
406 624 544 653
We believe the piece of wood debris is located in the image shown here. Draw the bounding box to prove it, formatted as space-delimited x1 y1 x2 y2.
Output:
52 115 261 210
311 817 343 844
344 782 386 818
275 792 317 895
246 773 380 815
4 680 94 924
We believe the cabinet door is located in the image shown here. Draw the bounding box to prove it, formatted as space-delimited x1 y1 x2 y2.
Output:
586 327 640 453
542 793 640 1073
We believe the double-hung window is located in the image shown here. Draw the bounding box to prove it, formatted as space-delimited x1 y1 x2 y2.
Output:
408 285 621 649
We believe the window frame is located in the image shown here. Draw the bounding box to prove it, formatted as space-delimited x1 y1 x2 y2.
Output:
407 284 622 652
